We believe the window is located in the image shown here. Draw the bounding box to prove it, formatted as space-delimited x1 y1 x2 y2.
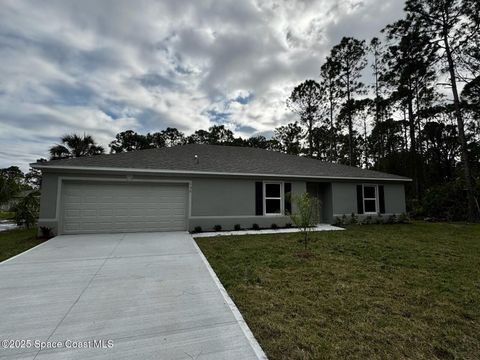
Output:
363 185 378 214
264 182 283 215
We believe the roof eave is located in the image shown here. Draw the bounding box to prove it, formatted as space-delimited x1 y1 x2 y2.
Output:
31 164 413 182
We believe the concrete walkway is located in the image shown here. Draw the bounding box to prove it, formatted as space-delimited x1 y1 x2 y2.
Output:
193 224 344 238
0 232 266 360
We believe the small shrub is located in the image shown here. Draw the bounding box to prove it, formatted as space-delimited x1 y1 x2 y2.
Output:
386 214 398 224
398 212 410 224
341 214 348 225
252 223 260 230
350 213 358 224
13 191 40 229
375 214 384 224
39 226 54 239
193 226 202 233
213 224 222 232
271 223 278 230
285 223 293 228
234 224 241 231
361 216 372 225
334 217 343 226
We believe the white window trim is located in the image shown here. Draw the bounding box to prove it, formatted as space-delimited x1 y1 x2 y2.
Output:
362 184 378 215
263 181 284 216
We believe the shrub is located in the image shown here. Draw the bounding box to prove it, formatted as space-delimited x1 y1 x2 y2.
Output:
386 214 398 224
252 223 260 230
285 222 293 228
39 226 54 239
234 224 241 231
420 179 480 221
398 212 410 224
213 224 222 232
271 223 278 230
361 216 372 225
350 213 358 224
341 214 348 225
13 191 40 229
193 226 202 233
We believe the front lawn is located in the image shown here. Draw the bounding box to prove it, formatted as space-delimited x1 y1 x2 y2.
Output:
0 228 44 262
0 211 15 220
196 222 480 359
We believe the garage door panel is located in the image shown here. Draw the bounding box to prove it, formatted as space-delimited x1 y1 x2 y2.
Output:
61 182 188 234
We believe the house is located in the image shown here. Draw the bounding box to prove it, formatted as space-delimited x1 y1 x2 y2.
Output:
31 144 410 235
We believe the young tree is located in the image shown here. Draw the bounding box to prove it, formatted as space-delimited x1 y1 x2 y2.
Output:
329 37 367 165
405 0 479 220
289 193 321 251
49 134 104 160
287 80 322 157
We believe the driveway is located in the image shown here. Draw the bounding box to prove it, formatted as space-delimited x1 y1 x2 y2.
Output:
0 232 265 360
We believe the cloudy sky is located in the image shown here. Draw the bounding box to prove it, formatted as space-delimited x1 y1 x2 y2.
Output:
0 0 404 170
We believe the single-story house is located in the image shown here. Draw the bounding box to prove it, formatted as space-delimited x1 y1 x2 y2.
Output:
31 144 411 235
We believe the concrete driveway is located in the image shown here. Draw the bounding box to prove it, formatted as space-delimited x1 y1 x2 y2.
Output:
0 232 265 360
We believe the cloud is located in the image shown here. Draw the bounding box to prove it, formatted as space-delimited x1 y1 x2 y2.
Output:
0 0 402 170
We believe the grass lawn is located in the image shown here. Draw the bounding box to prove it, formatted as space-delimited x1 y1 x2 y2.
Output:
196 222 480 359
0 228 44 262
0 211 15 220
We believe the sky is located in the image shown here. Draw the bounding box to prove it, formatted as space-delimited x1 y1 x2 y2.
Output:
0 0 405 171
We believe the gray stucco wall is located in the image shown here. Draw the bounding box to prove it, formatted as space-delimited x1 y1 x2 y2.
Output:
37 170 406 233
332 182 406 217
190 179 305 231
37 171 307 233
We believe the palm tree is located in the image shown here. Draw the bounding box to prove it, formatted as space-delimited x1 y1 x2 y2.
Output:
49 134 105 160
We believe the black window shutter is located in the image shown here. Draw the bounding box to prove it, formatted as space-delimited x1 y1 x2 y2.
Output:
284 183 292 214
255 182 263 215
356 185 364 214
379 185 385 214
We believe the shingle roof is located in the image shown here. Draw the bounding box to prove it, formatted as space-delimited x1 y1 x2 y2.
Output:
32 144 410 181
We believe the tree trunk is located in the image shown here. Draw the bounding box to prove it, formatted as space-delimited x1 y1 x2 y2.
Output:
443 29 478 221
329 84 335 162
308 116 313 157
407 91 420 199
346 74 354 166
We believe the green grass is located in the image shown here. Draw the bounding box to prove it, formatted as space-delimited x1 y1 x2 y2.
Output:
0 211 15 220
0 228 44 262
196 222 480 359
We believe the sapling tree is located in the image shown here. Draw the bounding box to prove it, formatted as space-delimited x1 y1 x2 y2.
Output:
289 193 321 250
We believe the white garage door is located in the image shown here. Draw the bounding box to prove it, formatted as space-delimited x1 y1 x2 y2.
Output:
61 181 188 234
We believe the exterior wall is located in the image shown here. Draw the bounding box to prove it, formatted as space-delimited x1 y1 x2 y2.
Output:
37 170 307 233
37 169 407 233
331 181 406 220
332 182 358 216
384 183 406 214
191 178 255 216
189 179 305 231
